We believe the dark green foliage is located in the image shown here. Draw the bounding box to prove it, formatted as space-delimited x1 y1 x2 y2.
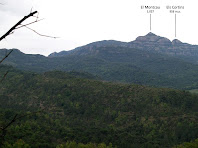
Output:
3 139 30 148
56 141 114 148
173 139 198 148
0 66 198 147
2 48 198 89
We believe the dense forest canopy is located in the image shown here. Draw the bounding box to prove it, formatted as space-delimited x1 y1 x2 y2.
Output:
0 65 198 147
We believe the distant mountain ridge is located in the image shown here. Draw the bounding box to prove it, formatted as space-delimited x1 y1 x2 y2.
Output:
49 32 198 64
49 40 127 57
2 32 198 89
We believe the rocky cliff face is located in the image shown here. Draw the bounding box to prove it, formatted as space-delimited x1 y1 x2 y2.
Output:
128 33 198 61
134 32 171 45
49 32 198 63
127 32 172 50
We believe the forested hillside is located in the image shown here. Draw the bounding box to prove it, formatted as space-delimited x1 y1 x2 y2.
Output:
0 65 198 147
2 47 198 89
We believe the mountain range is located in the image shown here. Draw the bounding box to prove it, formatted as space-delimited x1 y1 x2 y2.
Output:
49 32 198 64
1 33 198 147
2 32 198 89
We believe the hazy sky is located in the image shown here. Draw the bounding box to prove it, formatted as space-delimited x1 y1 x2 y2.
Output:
0 0 198 56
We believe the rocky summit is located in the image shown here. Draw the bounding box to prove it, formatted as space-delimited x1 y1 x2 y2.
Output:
49 32 198 62
133 32 172 45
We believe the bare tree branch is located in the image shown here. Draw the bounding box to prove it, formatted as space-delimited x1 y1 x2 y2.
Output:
0 10 58 41
0 11 38 41
15 19 44 29
0 8 57 146
0 109 45 146
25 26 59 39
0 50 13 64
2 114 18 131
0 108 45 132
0 11 38 83
0 114 18 146
0 70 9 83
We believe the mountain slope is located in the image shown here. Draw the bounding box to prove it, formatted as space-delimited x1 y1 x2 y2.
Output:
50 32 198 64
2 46 198 89
0 66 198 147
2 33 198 89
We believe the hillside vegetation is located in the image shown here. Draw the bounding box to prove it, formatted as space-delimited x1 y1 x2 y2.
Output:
0 65 198 147
2 47 198 89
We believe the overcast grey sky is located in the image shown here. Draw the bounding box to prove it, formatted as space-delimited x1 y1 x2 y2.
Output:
0 0 198 56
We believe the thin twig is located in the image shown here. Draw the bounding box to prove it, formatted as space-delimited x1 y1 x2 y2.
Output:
15 19 44 29
0 71 9 83
30 7 33 13
0 108 45 146
25 26 59 39
0 114 18 146
0 50 13 64
1 108 45 128
2 114 18 131
0 108 45 131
